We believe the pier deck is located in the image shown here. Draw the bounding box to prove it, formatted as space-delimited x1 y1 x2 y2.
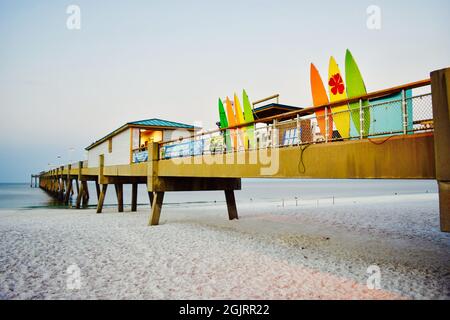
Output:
36 68 450 232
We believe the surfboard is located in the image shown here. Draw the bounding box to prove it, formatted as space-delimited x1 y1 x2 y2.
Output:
218 98 231 151
310 63 333 140
225 97 238 149
234 93 246 150
243 89 255 149
328 56 350 139
345 49 370 136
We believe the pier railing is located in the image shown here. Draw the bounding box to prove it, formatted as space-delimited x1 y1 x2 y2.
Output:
158 80 432 159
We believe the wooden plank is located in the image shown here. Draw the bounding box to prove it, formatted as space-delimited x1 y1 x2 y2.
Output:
225 190 239 220
151 177 241 192
96 184 108 214
149 192 164 226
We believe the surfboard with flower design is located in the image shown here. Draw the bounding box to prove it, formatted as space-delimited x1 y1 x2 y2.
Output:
328 56 350 139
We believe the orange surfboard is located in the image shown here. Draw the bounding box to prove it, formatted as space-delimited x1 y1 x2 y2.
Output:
310 63 333 140
225 97 238 149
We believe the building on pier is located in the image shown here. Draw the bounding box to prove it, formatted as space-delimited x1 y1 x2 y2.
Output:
85 118 197 167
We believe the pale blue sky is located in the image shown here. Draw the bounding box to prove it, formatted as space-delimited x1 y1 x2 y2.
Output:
0 0 449 182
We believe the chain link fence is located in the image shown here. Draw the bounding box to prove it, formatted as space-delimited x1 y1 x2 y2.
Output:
159 91 433 160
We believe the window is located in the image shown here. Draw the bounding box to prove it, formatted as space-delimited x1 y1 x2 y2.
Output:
108 138 112 153
283 128 299 146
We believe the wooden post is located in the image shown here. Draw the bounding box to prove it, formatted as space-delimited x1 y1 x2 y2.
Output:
148 192 154 208
81 181 89 208
76 181 84 209
96 154 106 213
131 183 138 212
149 192 164 226
225 190 239 220
59 167 64 201
96 184 108 214
75 178 79 195
431 68 450 232
64 178 73 204
64 165 72 204
115 183 124 212
95 181 100 200
148 142 162 225
84 182 90 201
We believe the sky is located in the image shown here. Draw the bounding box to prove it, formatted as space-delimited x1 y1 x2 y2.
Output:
0 0 449 182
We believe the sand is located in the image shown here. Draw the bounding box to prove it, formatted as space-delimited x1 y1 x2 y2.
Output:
0 193 449 300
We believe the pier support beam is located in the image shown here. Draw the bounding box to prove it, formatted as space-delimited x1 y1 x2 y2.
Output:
148 192 154 208
149 192 164 226
225 190 239 220
96 184 108 214
115 183 124 212
146 142 241 226
431 67 450 232
131 183 138 212
76 181 84 209
95 181 100 200
81 181 89 208
64 165 72 205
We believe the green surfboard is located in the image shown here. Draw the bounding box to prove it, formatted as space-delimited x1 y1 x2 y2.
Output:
345 49 370 136
243 89 255 149
218 98 231 151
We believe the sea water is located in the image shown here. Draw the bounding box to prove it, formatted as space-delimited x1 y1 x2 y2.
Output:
0 180 439 210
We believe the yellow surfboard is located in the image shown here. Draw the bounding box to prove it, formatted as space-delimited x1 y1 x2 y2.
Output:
234 93 246 150
328 56 350 139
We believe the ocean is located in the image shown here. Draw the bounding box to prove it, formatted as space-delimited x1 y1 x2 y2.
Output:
0 179 439 210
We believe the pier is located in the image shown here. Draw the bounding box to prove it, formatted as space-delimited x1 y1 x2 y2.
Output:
36 68 450 232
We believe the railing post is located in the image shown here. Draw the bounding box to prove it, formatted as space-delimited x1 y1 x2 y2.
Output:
296 114 301 146
325 108 329 143
431 68 450 233
272 119 278 148
401 90 408 135
359 99 364 139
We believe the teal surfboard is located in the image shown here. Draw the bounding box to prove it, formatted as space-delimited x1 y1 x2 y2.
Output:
345 49 370 136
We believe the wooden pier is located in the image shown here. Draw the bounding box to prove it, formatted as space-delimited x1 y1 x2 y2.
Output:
35 68 450 232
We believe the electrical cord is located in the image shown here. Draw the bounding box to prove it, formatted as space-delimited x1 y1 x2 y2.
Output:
297 143 312 174
368 135 395 145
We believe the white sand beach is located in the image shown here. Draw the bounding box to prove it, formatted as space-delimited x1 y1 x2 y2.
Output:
0 193 449 300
